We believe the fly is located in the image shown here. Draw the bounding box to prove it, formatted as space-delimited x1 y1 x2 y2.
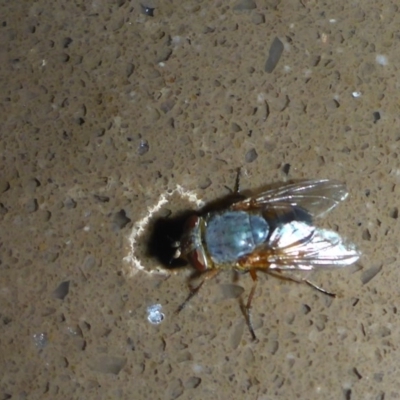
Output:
172 171 360 340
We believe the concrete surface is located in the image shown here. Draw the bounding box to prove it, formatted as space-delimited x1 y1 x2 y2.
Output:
1 0 399 399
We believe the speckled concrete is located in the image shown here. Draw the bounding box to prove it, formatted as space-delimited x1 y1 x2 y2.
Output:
1 0 399 399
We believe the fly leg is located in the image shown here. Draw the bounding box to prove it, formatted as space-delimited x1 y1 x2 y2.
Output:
268 270 336 297
233 167 241 194
240 269 258 341
175 269 221 314
223 167 248 205
304 279 336 297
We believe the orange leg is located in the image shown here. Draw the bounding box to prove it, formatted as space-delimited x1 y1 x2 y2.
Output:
267 270 336 297
175 269 221 314
240 268 258 341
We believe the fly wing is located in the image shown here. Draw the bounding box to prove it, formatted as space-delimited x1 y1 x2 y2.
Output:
234 179 348 219
266 221 360 270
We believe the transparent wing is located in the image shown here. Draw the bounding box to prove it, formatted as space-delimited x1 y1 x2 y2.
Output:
235 179 348 219
266 221 360 270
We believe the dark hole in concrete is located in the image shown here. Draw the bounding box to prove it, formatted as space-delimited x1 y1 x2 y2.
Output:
113 210 131 230
53 281 70 300
373 111 381 123
141 5 155 16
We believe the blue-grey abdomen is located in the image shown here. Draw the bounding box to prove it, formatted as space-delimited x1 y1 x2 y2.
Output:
204 211 269 264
